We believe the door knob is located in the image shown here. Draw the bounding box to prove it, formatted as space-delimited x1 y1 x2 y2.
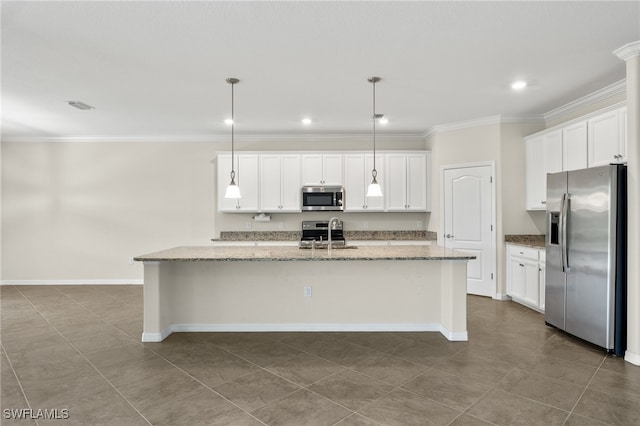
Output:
446 234 454 238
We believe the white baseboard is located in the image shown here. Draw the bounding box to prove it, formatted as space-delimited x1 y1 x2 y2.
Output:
140 322 467 342
493 293 510 301
1 279 143 286
624 351 640 366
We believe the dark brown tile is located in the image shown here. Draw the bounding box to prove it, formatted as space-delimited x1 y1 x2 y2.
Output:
495 368 584 411
359 388 461 426
351 352 427 386
278 333 344 354
384 340 455 367
313 341 379 367
540 334 607 367
433 351 515 385
448 414 495 426
231 339 303 367
252 389 351 426
334 414 381 425
212 369 301 412
563 413 609 426
573 388 640 425
401 368 490 411
145 388 262 426
338 332 413 352
467 389 568 426
170 350 260 387
589 363 640 402
522 353 598 387
266 352 344 386
308 369 394 411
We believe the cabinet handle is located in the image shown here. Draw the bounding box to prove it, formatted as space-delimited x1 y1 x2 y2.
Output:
541 201 547 204
519 263 524 267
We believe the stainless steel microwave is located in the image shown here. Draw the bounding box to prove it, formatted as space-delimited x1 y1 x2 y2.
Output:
301 186 344 211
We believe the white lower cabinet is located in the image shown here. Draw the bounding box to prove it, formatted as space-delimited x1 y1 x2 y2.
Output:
506 243 545 312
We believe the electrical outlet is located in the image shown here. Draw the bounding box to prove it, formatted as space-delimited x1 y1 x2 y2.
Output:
363 221 369 229
304 286 312 298
279 222 284 229
246 222 252 230
417 221 422 228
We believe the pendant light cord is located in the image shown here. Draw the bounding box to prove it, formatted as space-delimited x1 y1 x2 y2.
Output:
231 81 235 181
372 79 377 178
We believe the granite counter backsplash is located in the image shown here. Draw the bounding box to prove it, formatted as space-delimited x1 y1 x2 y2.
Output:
505 234 545 248
216 230 437 242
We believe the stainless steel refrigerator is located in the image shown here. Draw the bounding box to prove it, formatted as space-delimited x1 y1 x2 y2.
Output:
545 164 626 356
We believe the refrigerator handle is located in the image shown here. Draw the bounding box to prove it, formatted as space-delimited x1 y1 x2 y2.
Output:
561 192 570 273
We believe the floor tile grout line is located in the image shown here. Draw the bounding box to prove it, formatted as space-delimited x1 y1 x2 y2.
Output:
563 354 608 425
142 346 271 425
1 342 39 426
12 286 153 426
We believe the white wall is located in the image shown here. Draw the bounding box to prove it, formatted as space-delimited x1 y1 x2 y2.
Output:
1 138 428 282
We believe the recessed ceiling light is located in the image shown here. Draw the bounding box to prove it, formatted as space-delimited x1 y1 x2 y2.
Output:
511 81 527 90
302 118 312 125
66 101 94 110
224 118 234 125
378 117 389 125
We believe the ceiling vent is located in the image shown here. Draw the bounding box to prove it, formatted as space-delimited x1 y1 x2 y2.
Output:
66 101 94 110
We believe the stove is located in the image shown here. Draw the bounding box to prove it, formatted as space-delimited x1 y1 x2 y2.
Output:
299 220 346 248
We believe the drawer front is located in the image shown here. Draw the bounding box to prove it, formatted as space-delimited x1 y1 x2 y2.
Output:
507 244 539 261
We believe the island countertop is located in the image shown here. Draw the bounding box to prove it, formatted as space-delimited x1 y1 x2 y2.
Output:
134 244 475 262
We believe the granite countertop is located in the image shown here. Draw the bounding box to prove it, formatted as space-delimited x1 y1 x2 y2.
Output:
504 235 545 249
214 230 437 242
134 245 475 262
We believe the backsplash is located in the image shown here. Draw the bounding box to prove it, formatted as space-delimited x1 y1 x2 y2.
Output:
217 230 437 241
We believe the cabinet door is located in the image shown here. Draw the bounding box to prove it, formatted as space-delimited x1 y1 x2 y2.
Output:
301 154 324 185
544 130 563 174
280 155 301 211
525 136 546 211
508 256 526 300
235 155 259 212
364 154 385 211
259 154 282 212
538 261 546 311
322 154 343 185
588 110 621 167
563 121 587 171
406 153 427 211
385 154 408 211
523 259 540 307
344 154 366 211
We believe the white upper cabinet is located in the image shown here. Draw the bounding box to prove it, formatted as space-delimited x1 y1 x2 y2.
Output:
525 136 546 211
217 154 259 212
588 108 626 167
562 120 588 171
343 154 384 212
544 130 563 174
524 104 627 211
385 152 429 212
301 154 343 186
259 154 301 212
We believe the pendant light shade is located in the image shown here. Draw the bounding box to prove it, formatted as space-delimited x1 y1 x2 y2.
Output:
224 78 241 199
367 76 383 197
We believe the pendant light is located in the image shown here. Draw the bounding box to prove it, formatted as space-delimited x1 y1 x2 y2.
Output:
366 76 383 197
224 78 241 199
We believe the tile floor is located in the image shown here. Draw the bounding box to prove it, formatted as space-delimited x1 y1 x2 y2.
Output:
1 285 639 425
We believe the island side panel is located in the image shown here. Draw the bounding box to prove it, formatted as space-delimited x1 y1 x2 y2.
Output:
142 261 172 342
439 259 469 341
158 259 452 334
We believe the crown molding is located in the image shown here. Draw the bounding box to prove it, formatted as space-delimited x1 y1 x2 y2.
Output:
614 40 640 62
1 132 426 144
543 79 626 124
423 114 544 138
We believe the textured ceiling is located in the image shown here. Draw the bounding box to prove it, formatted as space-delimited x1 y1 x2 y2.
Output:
2 1 639 140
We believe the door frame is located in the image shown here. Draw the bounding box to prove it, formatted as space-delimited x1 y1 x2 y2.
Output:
440 161 497 298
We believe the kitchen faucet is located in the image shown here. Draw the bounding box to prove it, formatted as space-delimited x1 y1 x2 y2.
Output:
327 217 340 251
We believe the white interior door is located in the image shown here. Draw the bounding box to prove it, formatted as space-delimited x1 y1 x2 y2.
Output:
442 164 496 297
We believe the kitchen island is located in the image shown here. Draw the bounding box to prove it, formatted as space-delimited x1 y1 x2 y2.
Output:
134 245 475 342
